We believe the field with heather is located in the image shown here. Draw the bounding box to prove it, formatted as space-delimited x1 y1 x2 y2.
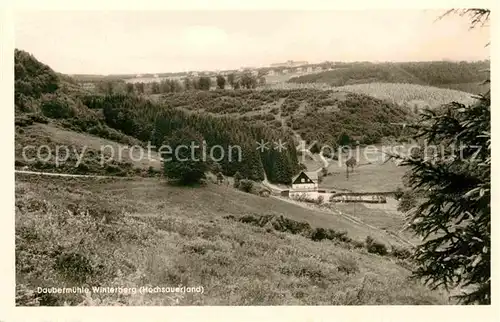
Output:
14 48 473 307
15 174 449 306
334 83 477 110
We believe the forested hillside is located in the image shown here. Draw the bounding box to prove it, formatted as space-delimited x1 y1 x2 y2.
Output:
288 61 490 94
83 94 299 183
14 49 299 184
159 89 410 147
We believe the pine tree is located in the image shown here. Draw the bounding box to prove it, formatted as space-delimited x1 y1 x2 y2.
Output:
402 93 490 304
400 7 491 305
163 127 209 185
216 75 226 89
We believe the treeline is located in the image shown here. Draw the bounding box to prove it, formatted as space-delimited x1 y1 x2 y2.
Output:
86 72 265 96
288 60 490 93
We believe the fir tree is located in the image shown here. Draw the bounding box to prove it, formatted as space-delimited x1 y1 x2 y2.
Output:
400 8 491 305
401 95 490 304
163 127 209 185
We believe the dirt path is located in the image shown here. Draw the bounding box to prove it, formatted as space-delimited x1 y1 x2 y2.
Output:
262 171 285 193
273 97 327 174
14 170 125 179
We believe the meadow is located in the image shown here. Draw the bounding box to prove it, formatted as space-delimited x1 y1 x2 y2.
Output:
320 161 408 193
15 123 162 177
334 83 478 110
15 174 449 306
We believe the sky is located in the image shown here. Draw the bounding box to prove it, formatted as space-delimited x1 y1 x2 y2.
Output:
14 10 490 75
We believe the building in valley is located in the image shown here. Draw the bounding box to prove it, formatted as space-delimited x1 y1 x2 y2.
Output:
291 171 319 191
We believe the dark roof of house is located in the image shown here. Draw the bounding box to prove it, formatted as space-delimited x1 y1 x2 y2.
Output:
292 171 318 183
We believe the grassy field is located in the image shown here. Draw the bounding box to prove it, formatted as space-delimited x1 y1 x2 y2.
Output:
15 123 162 176
15 174 449 306
321 162 408 192
317 146 408 192
333 83 477 109
333 202 419 245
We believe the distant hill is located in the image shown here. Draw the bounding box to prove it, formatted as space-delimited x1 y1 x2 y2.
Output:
288 61 490 94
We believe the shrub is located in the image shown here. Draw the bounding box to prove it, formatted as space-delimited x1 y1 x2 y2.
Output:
233 171 242 188
148 166 159 177
40 94 76 119
394 187 404 200
329 229 351 243
238 179 254 193
216 172 224 184
163 127 209 185
351 240 365 249
336 254 360 275
105 164 126 176
53 252 94 284
15 115 34 127
365 236 388 256
310 228 328 241
391 245 412 260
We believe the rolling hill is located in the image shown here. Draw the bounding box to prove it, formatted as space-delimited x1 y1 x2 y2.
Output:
287 60 490 95
159 89 411 148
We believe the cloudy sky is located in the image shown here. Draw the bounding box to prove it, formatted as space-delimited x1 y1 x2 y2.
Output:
14 10 490 75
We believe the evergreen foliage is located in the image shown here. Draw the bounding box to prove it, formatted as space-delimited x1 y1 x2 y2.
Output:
162 127 209 185
401 93 490 304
